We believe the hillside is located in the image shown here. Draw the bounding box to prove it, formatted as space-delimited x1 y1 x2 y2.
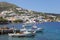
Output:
0 2 60 18
0 2 17 12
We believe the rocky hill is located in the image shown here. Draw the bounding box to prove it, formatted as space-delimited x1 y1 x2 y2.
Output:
0 2 30 14
0 2 17 12
0 2 60 18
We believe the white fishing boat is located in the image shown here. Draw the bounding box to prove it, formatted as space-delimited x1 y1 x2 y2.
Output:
8 31 35 37
8 29 36 37
20 25 43 33
28 25 43 32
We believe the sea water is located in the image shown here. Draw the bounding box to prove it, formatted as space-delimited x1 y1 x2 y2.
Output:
0 22 60 40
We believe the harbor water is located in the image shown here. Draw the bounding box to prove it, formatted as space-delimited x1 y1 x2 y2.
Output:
0 22 60 40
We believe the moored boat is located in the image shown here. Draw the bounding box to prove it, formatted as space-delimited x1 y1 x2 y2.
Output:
31 25 44 32
8 29 36 37
20 25 44 32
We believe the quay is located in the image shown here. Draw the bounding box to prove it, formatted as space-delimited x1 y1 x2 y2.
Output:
0 27 13 34
0 26 20 35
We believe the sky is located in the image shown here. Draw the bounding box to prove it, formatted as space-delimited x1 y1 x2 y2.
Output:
0 0 60 14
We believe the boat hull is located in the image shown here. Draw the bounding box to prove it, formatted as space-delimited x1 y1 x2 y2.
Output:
8 31 35 37
28 28 43 32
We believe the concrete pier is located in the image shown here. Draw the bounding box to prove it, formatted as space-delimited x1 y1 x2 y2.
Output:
0 27 20 35
0 29 13 34
0 26 13 34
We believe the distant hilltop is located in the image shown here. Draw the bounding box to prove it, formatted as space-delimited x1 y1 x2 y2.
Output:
0 2 17 11
0 2 32 14
0 2 24 12
0 2 60 19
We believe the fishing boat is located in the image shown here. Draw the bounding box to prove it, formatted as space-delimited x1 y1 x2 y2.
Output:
8 29 36 37
28 25 44 32
20 25 43 33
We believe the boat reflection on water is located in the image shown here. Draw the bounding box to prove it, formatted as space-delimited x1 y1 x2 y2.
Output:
8 35 35 40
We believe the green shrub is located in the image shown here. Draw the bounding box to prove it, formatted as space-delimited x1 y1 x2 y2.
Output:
13 19 23 23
